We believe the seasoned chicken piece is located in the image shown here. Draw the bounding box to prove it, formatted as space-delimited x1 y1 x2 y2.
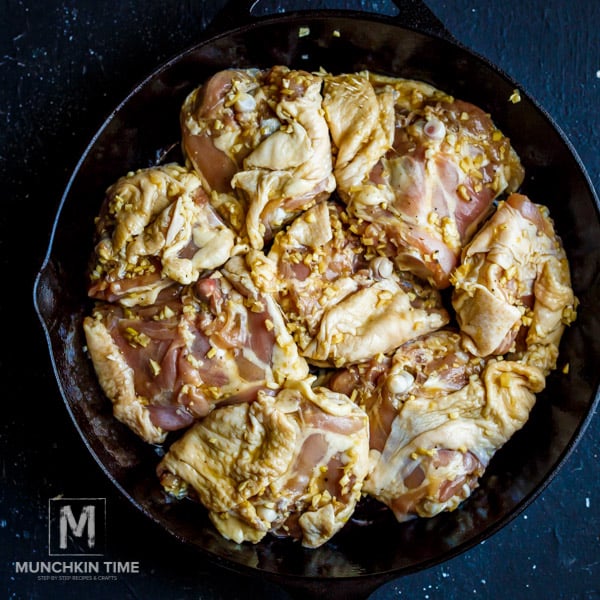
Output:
157 392 298 514
181 66 335 249
158 378 370 548
87 164 239 307
83 263 309 444
251 200 448 366
322 72 525 288
452 193 577 368
329 330 545 522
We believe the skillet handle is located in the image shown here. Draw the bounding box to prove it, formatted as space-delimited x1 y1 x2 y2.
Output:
274 572 396 600
33 259 60 334
206 0 454 42
389 0 455 40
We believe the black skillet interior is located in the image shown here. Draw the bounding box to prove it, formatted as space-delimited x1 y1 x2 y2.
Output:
33 1 600 594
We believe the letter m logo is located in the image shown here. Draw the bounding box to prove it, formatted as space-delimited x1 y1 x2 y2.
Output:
48 498 106 556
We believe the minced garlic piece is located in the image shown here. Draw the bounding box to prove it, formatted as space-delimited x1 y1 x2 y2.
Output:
509 89 521 104
149 358 161 377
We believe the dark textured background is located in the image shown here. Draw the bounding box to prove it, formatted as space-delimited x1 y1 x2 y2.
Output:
2 0 600 598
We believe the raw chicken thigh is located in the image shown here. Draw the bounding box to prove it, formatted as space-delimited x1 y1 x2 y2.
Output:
158 378 370 548
87 164 238 307
452 192 577 369
83 259 308 444
181 66 335 249
249 200 449 366
329 330 546 521
322 72 525 288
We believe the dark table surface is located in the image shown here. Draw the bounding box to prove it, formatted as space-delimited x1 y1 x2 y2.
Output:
2 0 600 598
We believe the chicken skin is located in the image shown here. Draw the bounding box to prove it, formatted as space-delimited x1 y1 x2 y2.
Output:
158 378 370 548
322 72 524 289
84 259 308 444
329 330 546 521
181 66 335 250
250 200 449 366
87 164 239 307
452 193 577 371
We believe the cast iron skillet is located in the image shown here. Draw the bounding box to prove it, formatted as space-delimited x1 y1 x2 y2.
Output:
33 0 600 598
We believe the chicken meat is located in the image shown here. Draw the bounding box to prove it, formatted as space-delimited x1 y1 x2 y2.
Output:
329 330 546 522
246 200 449 366
87 164 240 307
452 192 577 369
83 260 309 444
181 66 335 249
81 65 578 548
158 378 370 548
322 72 525 288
